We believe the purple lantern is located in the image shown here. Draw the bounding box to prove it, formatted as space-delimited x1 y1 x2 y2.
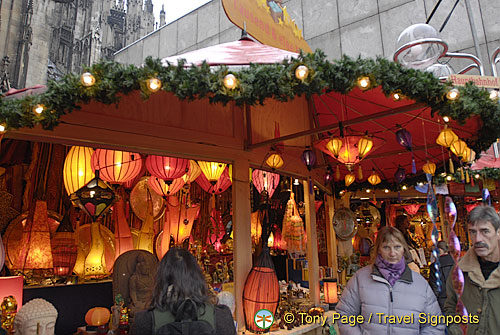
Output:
324 167 333 185
301 149 317 171
396 128 416 174
394 166 406 184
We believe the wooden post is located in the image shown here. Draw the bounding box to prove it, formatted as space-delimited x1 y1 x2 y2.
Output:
325 194 338 278
232 158 252 332
303 179 320 305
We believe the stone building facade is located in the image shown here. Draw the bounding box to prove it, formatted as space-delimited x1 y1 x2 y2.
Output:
114 0 500 76
0 0 155 90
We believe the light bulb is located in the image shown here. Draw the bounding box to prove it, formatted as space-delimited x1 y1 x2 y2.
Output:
384 189 389 193
147 78 162 92
295 65 309 81
0 124 5 133
392 92 402 101
490 90 499 101
357 76 371 90
33 104 45 114
474 174 480 179
443 116 450 123
446 175 453 181
223 74 237 89
402 185 408 190
447 88 460 101
80 72 96 87
366 189 371 193
293 178 300 185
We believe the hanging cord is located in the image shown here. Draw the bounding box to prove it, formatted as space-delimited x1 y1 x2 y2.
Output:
439 0 461 32
426 0 443 24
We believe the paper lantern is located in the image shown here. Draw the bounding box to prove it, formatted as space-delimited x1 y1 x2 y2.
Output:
198 161 227 184
91 149 142 184
17 200 54 271
137 191 155 254
462 147 476 163
367 170 381 185
423 161 436 175
345 173 355 187
167 196 200 246
326 137 343 157
436 126 458 147
265 152 284 170
195 167 232 194
396 128 412 151
357 136 373 159
51 212 77 276
450 140 468 159
394 166 406 184
123 161 146 190
63 146 95 196
113 198 134 260
85 307 111 326
271 224 285 251
145 155 189 183
252 169 280 198
147 175 185 197
323 278 338 308
242 249 279 332
301 149 316 171
71 171 116 222
0 276 23 312
84 222 109 278
324 167 333 185
185 160 201 183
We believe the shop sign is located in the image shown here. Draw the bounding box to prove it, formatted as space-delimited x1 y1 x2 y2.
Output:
222 0 312 53
448 74 500 89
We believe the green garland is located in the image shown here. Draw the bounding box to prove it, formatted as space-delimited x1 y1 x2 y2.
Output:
1 51 500 154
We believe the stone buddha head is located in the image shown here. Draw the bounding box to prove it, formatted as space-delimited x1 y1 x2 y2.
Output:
14 298 58 335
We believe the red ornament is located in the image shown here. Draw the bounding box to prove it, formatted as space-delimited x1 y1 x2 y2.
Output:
145 155 189 182
91 149 143 184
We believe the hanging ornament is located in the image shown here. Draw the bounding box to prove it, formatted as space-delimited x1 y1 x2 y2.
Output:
198 161 227 184
345 173 355 187
301 149 316 171
426 173 442 296
436 125 458 147
357 136 373 159
395 128 416 174
324 167 333 186
422 161 436 175
449 157 455 174
265 151 284 170
494 139 500 159
252 169 280 198
367 169 381 186
465 169 470 183
91 149 143 184
146 155 189 183
357 165 363 180
326 137 343 158
460 167 465 183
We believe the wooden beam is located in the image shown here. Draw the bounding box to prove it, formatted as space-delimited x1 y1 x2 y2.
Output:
304 179 320 305
247 102 427 149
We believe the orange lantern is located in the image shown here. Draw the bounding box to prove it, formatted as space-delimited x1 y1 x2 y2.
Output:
63 146 95 196
367 170 381 185
323 278 338 308
450 140 468 159
265 152 284 170
113 198 134 260
423 161 436 175
436 126 458 147
357 136 373 159
85 307 111 326
91 149 143 184
326 137 343 157
251 211 263 245
345 173 356 187
147 175 185 197
242 249 279 332
185 160 201 183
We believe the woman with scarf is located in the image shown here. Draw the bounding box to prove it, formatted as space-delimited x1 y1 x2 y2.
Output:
335 226 444 335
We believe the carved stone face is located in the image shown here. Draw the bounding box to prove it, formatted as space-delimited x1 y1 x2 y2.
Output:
16 316 56 335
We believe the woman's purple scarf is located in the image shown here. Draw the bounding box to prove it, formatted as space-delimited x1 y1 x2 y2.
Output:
375 254 405 286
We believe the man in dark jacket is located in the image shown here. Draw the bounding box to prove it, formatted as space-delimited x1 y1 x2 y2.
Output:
430 240 455 311
445 205 500 335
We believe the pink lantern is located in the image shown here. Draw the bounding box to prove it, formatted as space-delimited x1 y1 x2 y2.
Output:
195 167 232 194
147 176 185 197
145 155 189 182
91 149 143 184
403 204 421 216
252 169 280 198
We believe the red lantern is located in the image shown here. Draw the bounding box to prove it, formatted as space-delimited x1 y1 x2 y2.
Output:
123 159 146 190
145 155 189 183
85 307 111 326
195 167 232 194
51 212 77 276
91 149 143 184
252 169 280 198
243 249 279 332
147 175 185 197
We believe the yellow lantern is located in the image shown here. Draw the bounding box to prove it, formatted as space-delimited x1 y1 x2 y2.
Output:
367 170 381 185
422 161 436 175
184 160 201 183
63 146 95 196
198 161 227 184
265 153 284 170
450 140 468 159
436 126 458 147
462 147 476 163
357 136 373 159
326 137 343 157
345 173 355 187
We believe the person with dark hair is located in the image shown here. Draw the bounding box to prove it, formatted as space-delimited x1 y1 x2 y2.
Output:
336 226 443 334
445 205 500 335
131 248 236 335
429 241 455 311
395 214 419 249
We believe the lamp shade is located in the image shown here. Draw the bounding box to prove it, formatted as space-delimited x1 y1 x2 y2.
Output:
198 161 227 184
436 126 458 147
85 307 111 326
0 276 23 312
323 278 338 305
166 196 200 246
462 147 476 163
91 149 143 184
63 146 95 196
71 171 116 222
265 152 284 170
301 149 316 171
252 169 280 198
51 212 77 277
326 137 343 157
242 248 279 332
147 175 185 197
396 128 412 151
367 170 382 185
145 155 189 182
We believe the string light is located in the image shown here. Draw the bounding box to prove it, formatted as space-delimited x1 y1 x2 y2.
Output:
223 74 237 89
80 72 96 87
446 88 459 101
442 116 450 123
391 91 403 101
446 175 453 181
356 76 371 90
146 78 162 92
0 124 5 133
402 185 408 190
490 90 499 101
33 104 45 114
474 173 480 179
295 65 309 81
384 189 390 193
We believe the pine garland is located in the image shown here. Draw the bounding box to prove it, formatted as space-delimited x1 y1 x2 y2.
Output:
1 51 499 154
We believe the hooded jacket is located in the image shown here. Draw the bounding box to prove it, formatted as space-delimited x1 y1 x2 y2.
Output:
444 248 500 335
430 253 455 311
335 263 444 335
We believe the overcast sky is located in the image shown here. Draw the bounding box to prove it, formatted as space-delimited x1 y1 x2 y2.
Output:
151 0 212 26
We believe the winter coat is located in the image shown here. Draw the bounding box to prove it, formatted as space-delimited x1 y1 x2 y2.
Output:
335 263 444 335
429 253 455 311
444 248 500 335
